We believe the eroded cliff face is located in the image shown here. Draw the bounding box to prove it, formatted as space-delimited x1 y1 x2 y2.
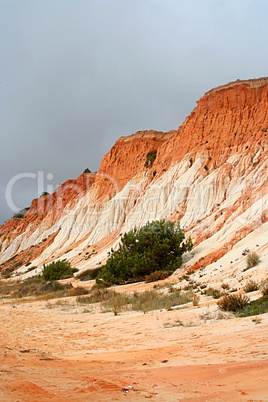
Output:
0 173 95 263
95 130 176 200
0 78 267 289
155 78 268 173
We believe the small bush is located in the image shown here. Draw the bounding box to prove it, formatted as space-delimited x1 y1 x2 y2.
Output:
221 283 230 291
83 168 91 174
261 283 268 296
101 292 130 316
217 294 250 312
1 266 16 279
193 294 200 306
66 287 89 297
77 288 110 304
246 252 260 269
130 289 193 313
145 270 171 283
205 287 222 299
244 280 259 293
242 248 249 256
13 208 29 218
144 150 157 168
41 260 78 281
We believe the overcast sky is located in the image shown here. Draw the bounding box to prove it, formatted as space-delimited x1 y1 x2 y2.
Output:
1 0 268 224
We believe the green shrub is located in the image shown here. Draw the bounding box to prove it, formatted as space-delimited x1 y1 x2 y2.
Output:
144 150 157 168
246 252 260 269
244 280 259 293
41 260 78 281
217 294 250 312
13 212 24 219
83 168 91 174
99 220 193 285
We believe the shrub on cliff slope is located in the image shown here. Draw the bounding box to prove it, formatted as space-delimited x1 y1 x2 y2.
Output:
217 294 250 312
144 150 157 168
246 252 260 269
41 260 78 281
99 220 193 285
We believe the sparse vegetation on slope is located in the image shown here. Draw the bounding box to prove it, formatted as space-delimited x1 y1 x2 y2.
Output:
0 276 89 300
0 277 72 299
12 207 30 219
246 252 260 269
77 287 194 315
235 296 268 317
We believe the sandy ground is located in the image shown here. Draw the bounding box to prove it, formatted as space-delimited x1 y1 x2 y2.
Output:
0 295 268 401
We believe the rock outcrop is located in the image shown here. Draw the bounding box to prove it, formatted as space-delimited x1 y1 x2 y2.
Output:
0 78 267 289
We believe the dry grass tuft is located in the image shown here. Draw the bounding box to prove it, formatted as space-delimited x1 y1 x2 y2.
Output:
246 252 260 269
243 280 259 293
217 294 250 312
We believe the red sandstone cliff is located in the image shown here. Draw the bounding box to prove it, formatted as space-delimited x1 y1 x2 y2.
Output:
0 78 267 284
0 173 95 252
94 130 175 200
155 78 268 173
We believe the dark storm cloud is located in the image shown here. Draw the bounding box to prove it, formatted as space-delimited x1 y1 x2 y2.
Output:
1 0 268 223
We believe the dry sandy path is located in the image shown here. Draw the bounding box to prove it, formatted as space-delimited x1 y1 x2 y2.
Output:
0 298 267 401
